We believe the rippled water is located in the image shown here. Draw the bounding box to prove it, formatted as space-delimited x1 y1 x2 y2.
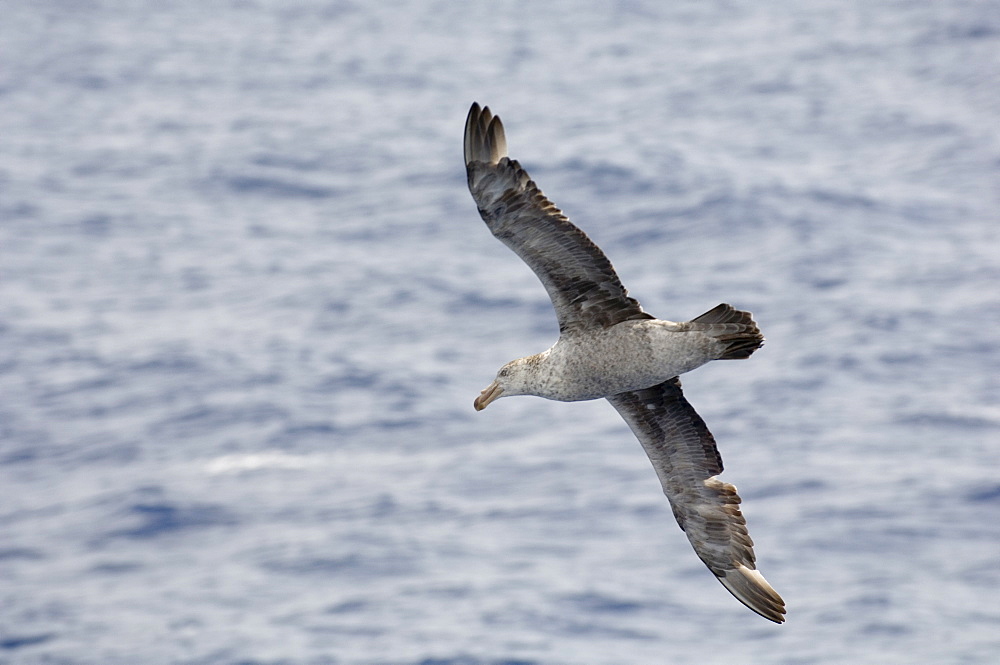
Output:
2 1 999 663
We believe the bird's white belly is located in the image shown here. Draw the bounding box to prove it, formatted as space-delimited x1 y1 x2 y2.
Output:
535 321 718 401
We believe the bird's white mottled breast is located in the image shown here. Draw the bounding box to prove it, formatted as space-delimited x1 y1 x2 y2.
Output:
535 321 722 401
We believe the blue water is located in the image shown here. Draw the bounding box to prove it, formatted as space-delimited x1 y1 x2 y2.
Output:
2 1 999 663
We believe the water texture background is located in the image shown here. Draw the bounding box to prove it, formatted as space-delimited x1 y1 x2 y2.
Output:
1 1 998 663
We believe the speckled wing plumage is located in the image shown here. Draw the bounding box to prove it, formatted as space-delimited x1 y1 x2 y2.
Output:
464 103 653 334
607 378 786 623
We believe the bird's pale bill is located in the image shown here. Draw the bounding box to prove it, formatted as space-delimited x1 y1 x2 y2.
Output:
473 381 503 411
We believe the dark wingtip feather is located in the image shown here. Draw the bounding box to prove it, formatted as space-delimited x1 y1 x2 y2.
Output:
718 564 787 623
464 102 507 166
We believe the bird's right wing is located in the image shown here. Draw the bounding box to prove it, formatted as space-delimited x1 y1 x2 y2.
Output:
607 377 785 623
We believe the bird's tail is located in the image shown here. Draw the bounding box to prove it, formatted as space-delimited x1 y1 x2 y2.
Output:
689 303 764 360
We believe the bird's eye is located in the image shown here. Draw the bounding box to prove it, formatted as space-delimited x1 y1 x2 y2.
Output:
499 367 510 378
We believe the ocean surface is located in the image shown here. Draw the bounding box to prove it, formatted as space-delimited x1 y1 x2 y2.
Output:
2 1 999 663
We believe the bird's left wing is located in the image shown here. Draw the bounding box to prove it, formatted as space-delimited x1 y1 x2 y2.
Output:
464 102 652 334
606 377 786 623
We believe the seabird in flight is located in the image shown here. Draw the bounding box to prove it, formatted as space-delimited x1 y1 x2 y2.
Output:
464 102 785 623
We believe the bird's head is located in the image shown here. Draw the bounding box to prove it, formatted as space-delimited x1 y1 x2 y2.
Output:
473 358 535 411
